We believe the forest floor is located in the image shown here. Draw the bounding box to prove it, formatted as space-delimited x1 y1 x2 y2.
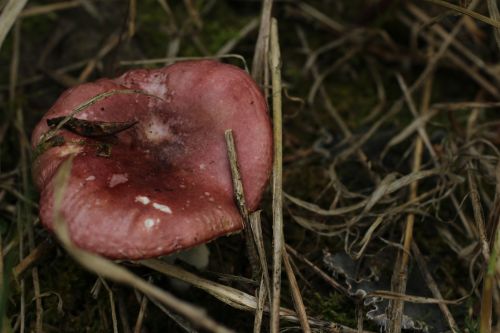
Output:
1 0 500 332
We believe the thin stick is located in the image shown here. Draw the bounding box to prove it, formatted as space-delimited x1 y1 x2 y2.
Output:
77 33 120 83
480 228 499 333
407 3 498 81
133 293 149 333
251 0 273 89
10 19 28 333
412 242 459 332
19 1 80 17
269 17 283 333
487 0 500 51
286 244 349 296
282 250 311 333
253 278 266 333
128 0 137 38
249 212 271 303
398 12 500 98
100 278 119 333
120 55 248 72
224 129 260 279
387 59 433 333
423 0 500 28
467 163 490 262
12 240 54 280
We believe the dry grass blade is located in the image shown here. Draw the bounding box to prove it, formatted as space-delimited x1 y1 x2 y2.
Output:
286 245 349 296
120 55 249 72
487 0 500 51
78 33 120 83
19 1 80 18
352 216 384 260
12 240 54 280
9 18 44 333
100 278 119 333
146 295 199 333
269 17 283 333
286 169 445 216
387 66 433 333
117 293 132 333
7 0 500 329
253 278 266 333
467 162 490 262
140 259 258 311
249 211 271 300
282 250 311 333
480 227 499 333
383 77 438 157
296 2 344 32
51 159 234 333
133 293 148 333
412 242 459 333
128 0 137 38
251 0 272 87
217 18 259 56
0 0 27 50
432 101 500 110
479 162 500 333
224 129 260 279
369 290 462 304
296 26 377 182
140 259 363 332
407 3 499 81
423 0 500 28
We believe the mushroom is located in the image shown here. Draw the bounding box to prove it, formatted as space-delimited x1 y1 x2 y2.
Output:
31 60 273 259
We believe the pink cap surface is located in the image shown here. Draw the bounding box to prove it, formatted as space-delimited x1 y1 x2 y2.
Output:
32 60 272 259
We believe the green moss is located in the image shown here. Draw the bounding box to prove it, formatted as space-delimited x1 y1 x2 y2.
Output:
202 19 244 54
310 292 357 327
135 0 172 57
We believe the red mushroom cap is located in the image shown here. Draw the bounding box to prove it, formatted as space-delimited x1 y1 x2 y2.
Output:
32 60 272 259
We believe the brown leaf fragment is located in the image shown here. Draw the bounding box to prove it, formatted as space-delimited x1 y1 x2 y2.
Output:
47 116 138 138
95 143 112 158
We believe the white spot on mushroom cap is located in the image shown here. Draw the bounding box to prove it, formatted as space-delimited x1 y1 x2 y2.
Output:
85 175 96 181
138 72 169 97
135 195 150 205
109 173 128 188
199 163 206 170
153 202 172 214
144 218 158 230
143 116 174 144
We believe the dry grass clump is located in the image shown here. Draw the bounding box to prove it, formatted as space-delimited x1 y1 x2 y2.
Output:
1 1 500 332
